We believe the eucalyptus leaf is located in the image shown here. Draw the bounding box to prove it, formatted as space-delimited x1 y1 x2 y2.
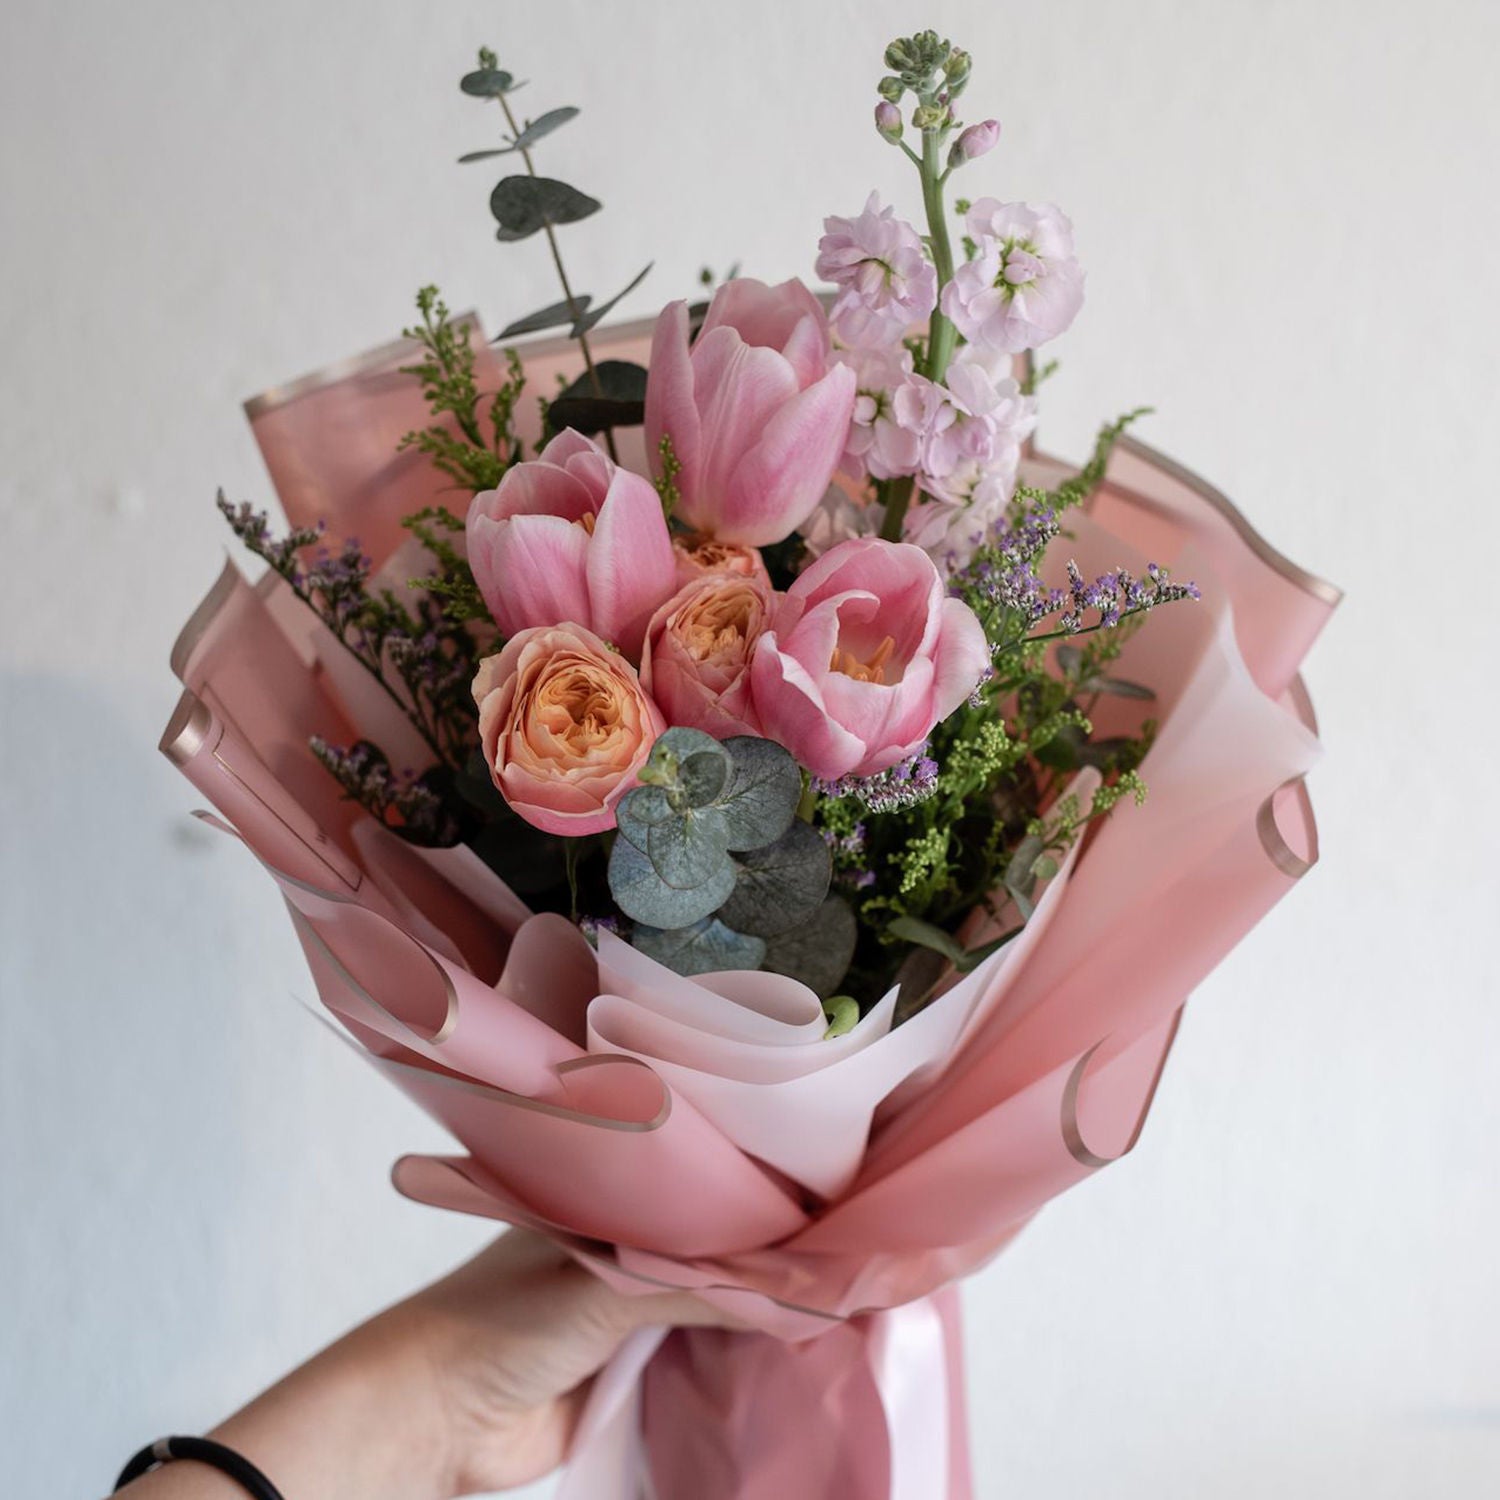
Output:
614 783 675 854
490 176 600 241
887 914 1025 974
510 105 579 149
717 820 831 938
1093 676 1156 700
458 148 511 164
548 359 648 434
761 896 857 998
608 832 733 928
460 67 516 97
633 918 766 978
886 915 967 967
717 737 801 851
497 296 593 338
572 262 653 335
644 808 733 890
1005 832 1046 921
679 749 729 806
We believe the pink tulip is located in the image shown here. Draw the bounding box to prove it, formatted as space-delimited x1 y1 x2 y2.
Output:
645 278 858 548
466 429 676 662
750 538 990 781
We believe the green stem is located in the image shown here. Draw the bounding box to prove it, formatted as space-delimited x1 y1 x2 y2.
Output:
497 95 619 462
879 126 957 544
919 128 958 383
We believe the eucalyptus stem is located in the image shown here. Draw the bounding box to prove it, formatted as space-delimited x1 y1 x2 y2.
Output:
496 94 619 462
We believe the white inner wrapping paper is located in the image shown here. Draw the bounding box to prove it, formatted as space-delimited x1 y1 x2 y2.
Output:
582 777 1092 1201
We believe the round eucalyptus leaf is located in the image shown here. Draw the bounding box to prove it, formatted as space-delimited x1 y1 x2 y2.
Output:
644 808 733 890
679 750 729 807
717 736 801 851
614 783 675 854
460 68 515 97
716 819 831 938
608 832 732 928
633 918 767 978
489 176 601 240
762 897 858 998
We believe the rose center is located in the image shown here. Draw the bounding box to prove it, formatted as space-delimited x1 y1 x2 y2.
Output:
546 671 618 745
830 635 896 684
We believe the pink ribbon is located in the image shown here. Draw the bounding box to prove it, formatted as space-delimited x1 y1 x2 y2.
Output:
558 1291 968 1500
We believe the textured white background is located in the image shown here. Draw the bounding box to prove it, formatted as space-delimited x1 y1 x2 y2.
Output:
2 1 1497 1495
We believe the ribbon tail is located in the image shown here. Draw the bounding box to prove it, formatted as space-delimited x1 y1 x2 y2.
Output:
557 1326 669 1500
867 1287 971 1500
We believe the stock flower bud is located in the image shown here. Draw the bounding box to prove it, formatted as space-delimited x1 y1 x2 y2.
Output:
877 75 905 103
948 118 1000 168
874 100 903 143
945 48 972 93
911 103 946 132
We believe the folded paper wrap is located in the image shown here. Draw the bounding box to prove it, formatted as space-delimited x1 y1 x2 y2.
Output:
162 315 1338 1499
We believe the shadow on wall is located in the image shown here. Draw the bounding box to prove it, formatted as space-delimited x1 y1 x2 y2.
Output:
0 670 375 1493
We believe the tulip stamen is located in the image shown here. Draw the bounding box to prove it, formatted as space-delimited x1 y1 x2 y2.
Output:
830 634 897 684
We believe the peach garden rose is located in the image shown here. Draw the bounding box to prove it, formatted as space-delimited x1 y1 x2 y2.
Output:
641 573 773 739
473 622 664 836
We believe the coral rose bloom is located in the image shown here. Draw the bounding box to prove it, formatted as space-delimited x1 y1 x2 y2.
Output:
473 622 664 836
750 538 990 781
642 574 773 739
670 531 770 589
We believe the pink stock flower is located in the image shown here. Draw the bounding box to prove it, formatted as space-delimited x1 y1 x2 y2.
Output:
837 344 925 482
641 573 773 739
866 356 1036 569
951 119 1001 164
798 483 882 562
645 278 857 548
467 429 676 662
473 622 664 836
940 199 1085 354
671 531 770 589
816 192 938 349
750 538 990 780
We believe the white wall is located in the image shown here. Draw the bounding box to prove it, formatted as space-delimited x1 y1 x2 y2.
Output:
2 1 1496 1494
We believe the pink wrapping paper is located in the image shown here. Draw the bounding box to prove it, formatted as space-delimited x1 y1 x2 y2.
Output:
164 314 1338 1499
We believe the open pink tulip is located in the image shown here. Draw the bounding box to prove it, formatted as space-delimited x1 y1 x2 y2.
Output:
467 429 676 662
750 538 990 780
645 278 857 548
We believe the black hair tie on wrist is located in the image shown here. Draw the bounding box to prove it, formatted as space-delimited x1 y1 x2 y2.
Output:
114 1437 285 1499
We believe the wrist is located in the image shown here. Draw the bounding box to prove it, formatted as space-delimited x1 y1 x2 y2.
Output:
207 1299 461 1500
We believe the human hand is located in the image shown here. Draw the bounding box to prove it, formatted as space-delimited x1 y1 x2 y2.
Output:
117 1228 736 1500
409 1228 736 1494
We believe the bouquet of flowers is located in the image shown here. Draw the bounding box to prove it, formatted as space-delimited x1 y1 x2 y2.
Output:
162 29 1338 1499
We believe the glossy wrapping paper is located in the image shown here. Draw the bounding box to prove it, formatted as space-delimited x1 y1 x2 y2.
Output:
163 316 1338 1499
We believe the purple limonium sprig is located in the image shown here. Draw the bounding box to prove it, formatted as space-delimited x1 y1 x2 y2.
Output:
951 507 1067 627
579 914 622 947
1053 559 1200 636
217 493 325 578
310 737 458 846
814 749 941 814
